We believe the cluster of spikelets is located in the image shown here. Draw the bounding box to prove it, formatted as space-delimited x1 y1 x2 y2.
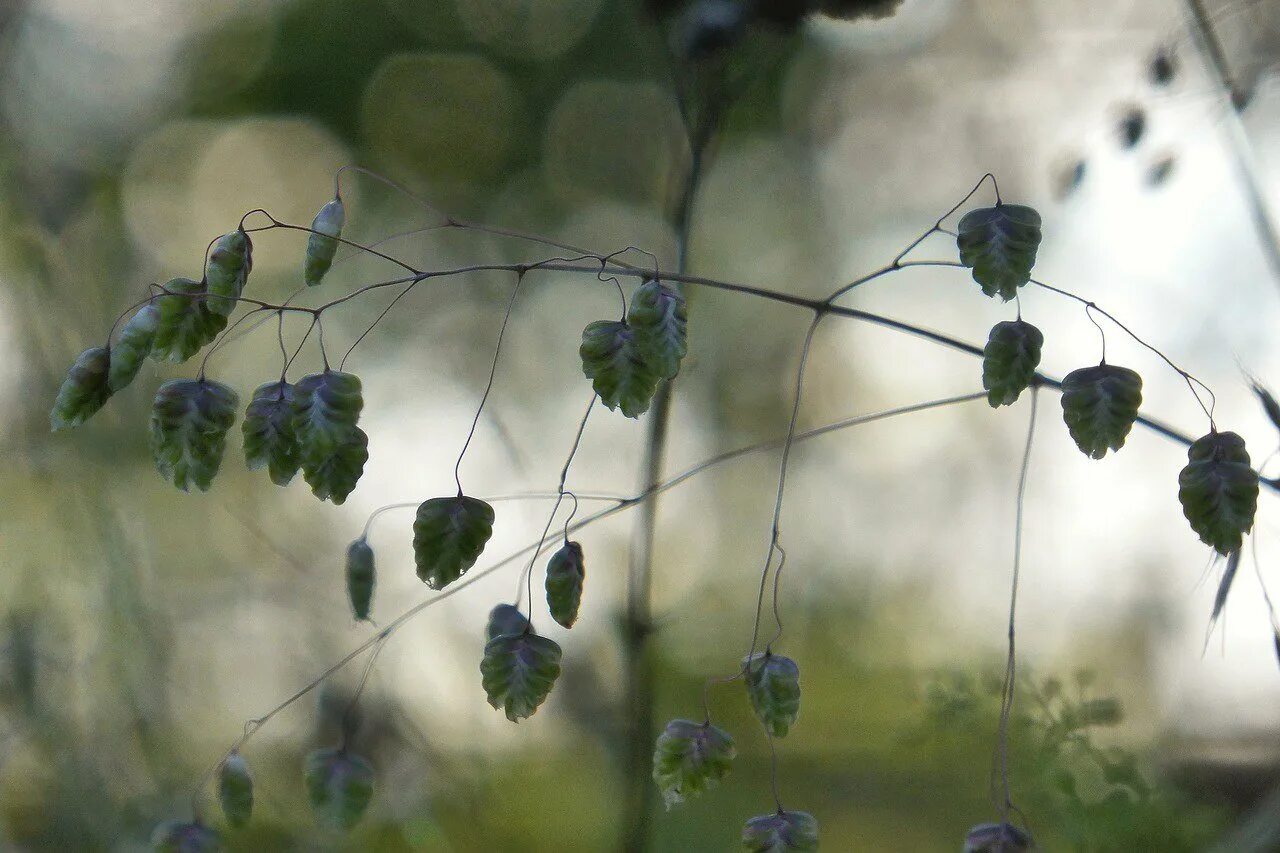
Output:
52 179 1263 849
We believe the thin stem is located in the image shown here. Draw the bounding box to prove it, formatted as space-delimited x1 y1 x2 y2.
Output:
993 388 1039 829
453 273 524 496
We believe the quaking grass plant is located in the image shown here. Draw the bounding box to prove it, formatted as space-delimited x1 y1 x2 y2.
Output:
47 1 1278 849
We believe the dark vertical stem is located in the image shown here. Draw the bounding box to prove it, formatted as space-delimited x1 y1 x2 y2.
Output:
1182 0 1280 284
620 117 711 853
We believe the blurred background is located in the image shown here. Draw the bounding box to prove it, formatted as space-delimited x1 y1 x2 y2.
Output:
3 0 1280 849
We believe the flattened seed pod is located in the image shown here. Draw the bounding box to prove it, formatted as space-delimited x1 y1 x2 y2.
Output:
242 381 301 487
1059 363 1143 459
218 752 253 828
292 371 367 503
150 379 239 492
627 280 687 380
206 230 253 317
652 719 735 808
956 204 1043 301
345 538 375 621
480 631 562 722
743 651 801 737
303 748 374 830
413 495 496 589
545 541 585 628
305 197 345 286
982 319 1043 407
109 303 160 391
1178 430 1259 555
151 277 228 363
742 810 819 851
50 346 112 431
580 320 659 418
486 603 530 641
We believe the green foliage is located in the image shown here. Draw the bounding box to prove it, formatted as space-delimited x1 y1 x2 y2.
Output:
963 822 1031 852
292 371 367 503
956 204 1042 301
480 631 562 722
50 346 112 431
1059 364 1143 459
151 278 228 363
741 810 819 851
218 752 253 829
628 280 688 381
345 538 375 621
205 230 252 317
545 541 585 629
413 495 496 589
305 197 345 286
652 719 736 808
580 320 660 418
150 821 221 852
109 304 160 391
1177 431 1259 556
303 748 375 830
149 379 238 492
486 603 530 641
982 320 1042 407
744 652 801 738
242 381 301 487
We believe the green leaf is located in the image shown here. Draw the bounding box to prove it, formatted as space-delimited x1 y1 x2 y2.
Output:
545 541 585 629
109 304 160 391
151 278 228 363
50 346 112 431
744 652 801 738
303 748 374 830
486 603 530 641
413 496 495 589
345 538 375 621
627 280 687 380
242 382 301 487
956 204 1043 301
982 320 1042 407
480 631 562 722
742 810 819 852
1079 697 1123 727
305 197 345 286
292 371 367 504
1059 364 1143 459
205 230 252 317
150 379 238 492
652 719 735 808
218 752 253 829
580 320 660 418
964 823 1032 852
1178 431 1259 555
151 821 221 852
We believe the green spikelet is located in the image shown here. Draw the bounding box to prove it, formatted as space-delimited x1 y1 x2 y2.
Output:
1059 364 1143 459
982 319 1042 407
242 381 301 487
627 280 687 380
50 346 112 431
957 204 1042 301
149 379 238 492
743 652 801 738
205 230 252 317
303 748 374 830
580 320 659 418
1178 431 1259 555
652 719 735 808
479 631 562 722
291 371 367 504
151 278 228 363
413 496 495 589
305 197 345 286
108 304 160 391
742 810 819 851
545 541 585 628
